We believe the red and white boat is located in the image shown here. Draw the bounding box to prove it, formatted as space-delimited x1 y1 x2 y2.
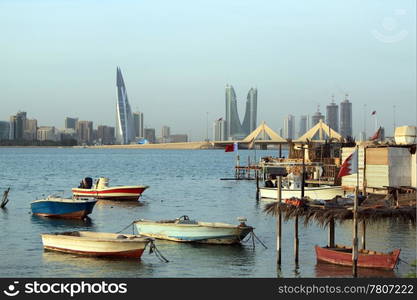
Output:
315 245 401 270
72 177 149 201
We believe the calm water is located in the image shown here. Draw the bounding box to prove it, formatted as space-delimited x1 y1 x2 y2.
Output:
0 148 415 278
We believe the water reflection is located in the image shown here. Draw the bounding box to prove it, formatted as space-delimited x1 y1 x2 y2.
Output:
315 262 396 278
42 250 154 277
31 215 95 231
95 200 146 208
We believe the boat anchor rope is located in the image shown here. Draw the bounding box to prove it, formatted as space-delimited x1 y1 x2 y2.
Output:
147 239 169 263
116 222 169 263
241 228 268 249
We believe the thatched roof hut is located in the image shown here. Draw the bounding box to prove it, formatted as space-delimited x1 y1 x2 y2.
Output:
264 193 416 227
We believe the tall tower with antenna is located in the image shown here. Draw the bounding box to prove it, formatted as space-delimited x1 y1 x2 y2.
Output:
326 94 339 132
340 93 352 138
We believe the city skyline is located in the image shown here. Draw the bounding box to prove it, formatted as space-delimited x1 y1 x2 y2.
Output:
0 0 415 140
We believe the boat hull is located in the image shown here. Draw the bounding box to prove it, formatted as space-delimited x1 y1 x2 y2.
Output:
315 245 401 270
41 231 150 259
134 221 252 245
72 186 148 201
31 199 97 219
260 186 344 200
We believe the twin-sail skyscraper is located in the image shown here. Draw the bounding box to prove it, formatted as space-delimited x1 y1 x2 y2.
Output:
225 85 257 140
116 67 135 144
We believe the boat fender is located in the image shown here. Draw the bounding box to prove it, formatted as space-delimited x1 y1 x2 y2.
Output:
116 235 128 239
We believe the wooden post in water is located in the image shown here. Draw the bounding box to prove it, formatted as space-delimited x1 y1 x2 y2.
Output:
255 169 259 200
276 176 282 266
328 218 335 248
361 221 366 250
352 186 359 277
294 144 305 264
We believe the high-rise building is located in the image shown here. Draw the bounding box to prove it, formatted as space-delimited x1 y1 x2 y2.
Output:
24 119 37 140
0 121 10 140
298 115 307 137
213 118 226 141
76 120 93 145
65 117 78 129
133 112 144 138
97 125 115 145
225 85 245 140
311 109 325 128
242 88 258 135
37 126 58 141
161 126 170 139
116 67 135 144
283 114 295 139
340 95 352 138
9 111 26 140
144 128 156 143
326 97 339 132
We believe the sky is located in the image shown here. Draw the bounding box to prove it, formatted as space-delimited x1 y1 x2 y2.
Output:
0 0 416 140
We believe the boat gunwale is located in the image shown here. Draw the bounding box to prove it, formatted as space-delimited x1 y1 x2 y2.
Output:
133 220 253 230
41 231 152 244
31 198 97 204
72 185 149 191
259 186 343 192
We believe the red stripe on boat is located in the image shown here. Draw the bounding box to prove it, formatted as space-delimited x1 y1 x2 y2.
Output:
44 246 145 259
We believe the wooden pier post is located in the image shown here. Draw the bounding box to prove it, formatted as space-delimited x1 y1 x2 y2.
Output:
294 144 305 264
279 144 282 158
294 215 299 264
352 186 359 277
361 221 366 250
276 176 282 266
255 169 259 200
328 218 335 248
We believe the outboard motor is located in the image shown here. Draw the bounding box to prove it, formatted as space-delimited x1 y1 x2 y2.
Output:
79 177 93 189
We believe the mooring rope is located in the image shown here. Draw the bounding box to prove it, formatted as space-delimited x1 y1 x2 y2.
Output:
398 257 410 265
147 239 170 263
241 228 268 249
116 222 135 234
116 222 169 263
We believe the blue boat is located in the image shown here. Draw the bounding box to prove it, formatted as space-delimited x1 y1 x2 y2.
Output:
31 196 97 219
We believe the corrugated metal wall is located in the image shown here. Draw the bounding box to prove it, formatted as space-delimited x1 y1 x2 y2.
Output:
388 148 411 187
411 153 416 188
341 146 413 189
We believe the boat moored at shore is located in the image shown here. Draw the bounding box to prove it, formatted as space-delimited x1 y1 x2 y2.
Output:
315 245 401 270
134 216 253 245
31 196 97 219
41 231 153 259
72 177 149 201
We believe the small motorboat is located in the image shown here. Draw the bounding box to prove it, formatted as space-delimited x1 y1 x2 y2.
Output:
41 231 152 259
315 245 401 270
134 216 253 245
31 196 97 219
72 177 149 201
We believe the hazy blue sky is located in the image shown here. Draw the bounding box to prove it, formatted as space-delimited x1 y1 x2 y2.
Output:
1 0 415 140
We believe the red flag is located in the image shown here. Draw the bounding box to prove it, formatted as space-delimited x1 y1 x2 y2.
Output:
370 126 382 141
371 110 376 115
224 144 234 152
337 150 358 178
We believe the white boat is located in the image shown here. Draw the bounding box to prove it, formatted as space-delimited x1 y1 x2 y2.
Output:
72 177 149 201
260 173 345 201
134 216 252 245
41 231 152 259
259 185 344 201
